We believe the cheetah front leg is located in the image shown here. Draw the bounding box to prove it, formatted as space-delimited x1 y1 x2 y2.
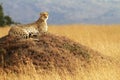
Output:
29 32 40 41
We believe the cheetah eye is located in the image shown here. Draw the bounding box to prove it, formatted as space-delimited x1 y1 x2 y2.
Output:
43 14 46 16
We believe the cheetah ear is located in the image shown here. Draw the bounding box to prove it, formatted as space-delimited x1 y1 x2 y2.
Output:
40 12 44 16
46 12 49 15
40 13 42 16
40 12 49 15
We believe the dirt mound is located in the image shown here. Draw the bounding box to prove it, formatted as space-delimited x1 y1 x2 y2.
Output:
0 33 115 74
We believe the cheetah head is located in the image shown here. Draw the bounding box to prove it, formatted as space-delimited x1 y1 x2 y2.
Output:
40 12 49 21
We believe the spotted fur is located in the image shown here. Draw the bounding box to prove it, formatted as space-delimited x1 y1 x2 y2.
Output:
8 12 49 39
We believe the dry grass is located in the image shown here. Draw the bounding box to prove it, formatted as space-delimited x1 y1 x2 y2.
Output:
0 24 120 80
0 26 10 37
49 24 120 59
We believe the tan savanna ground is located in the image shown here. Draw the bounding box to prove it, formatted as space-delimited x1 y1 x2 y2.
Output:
0 24 120 80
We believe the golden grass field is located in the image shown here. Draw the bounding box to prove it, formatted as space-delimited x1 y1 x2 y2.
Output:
0 24 120 80
49 24 120 60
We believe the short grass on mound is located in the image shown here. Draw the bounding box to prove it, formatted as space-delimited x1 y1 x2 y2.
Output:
0 33 120 80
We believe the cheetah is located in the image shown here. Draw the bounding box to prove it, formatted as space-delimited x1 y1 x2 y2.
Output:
8 12 49 39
